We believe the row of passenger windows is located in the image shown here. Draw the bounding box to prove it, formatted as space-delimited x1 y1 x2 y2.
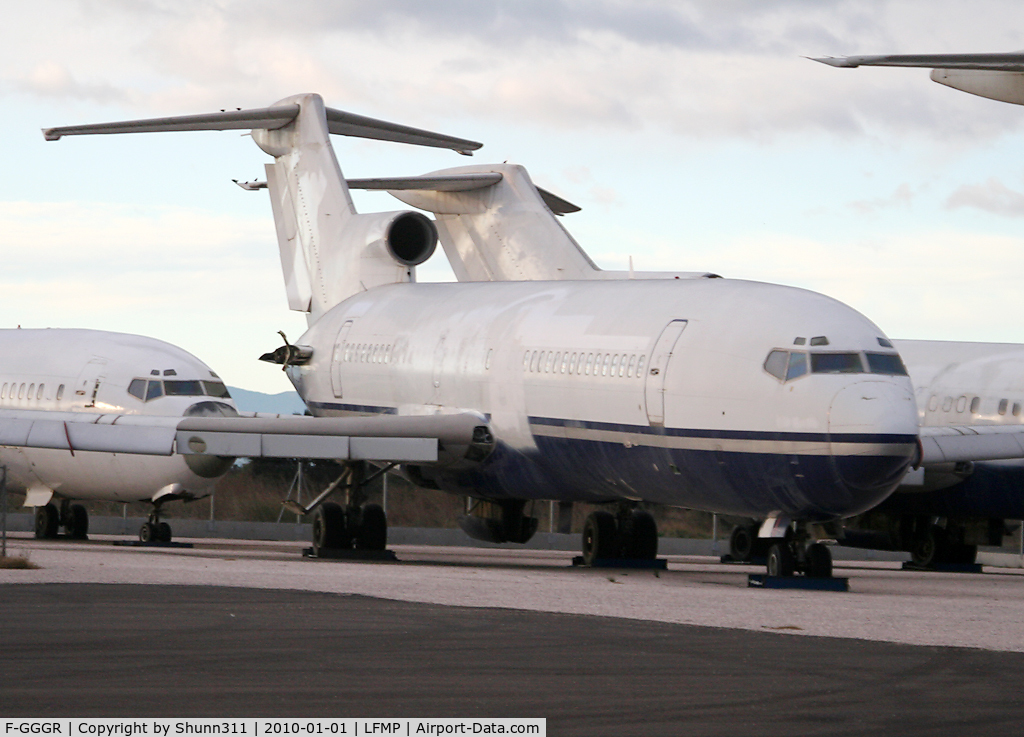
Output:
928 394 1023 417
343 343 393 365
1 382 64 402
127 379 230 402
763 350 908 383
523 350 648 379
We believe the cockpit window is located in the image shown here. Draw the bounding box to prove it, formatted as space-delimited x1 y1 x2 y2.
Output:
764 349 907 382
865 352 908 376
164 380 204 396
202 381 231 398
764 350 788 380
786 352 808 380
130 378 232 402
810 353 863 374
128 379 146 400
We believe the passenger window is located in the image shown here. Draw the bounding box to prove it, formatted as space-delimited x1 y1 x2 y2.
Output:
37 384 44 400
561 353 568 373
970 397 980 414
56 385 64 401
1015 403 1022 417
786 352 808 381
637 355 646 377
485 349 493 371
585 353 593 376
927 394 939 412
28 383 34 399
611 355 620 376
531 351 539 373
627 355 637 378
128 379 146 400
1 383 6 399
569 353 578 374
956 396 967 413
942 396 952 412
553 352 561 372
764 351 788 381
18 383 25 399
146 381 164 401
545 352 554 373
999 399 1008 415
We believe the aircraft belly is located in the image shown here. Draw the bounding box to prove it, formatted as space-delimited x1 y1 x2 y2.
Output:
15 447 212 502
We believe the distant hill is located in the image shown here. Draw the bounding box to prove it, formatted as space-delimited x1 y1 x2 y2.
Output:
227 386 308 415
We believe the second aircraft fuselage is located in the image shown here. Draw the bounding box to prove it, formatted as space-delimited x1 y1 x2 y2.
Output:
288 278 920 521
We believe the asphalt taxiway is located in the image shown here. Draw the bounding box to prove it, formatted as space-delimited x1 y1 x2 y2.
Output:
3 535 1024 735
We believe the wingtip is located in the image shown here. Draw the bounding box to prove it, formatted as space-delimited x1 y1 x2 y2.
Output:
808 56 858 68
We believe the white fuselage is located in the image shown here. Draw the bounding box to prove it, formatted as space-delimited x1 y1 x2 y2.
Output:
0 328 237 505
286 278 920 521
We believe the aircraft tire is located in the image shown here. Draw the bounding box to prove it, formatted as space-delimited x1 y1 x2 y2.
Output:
34 504 59 539
910 526 943 567
767 543 795 577
729 525 754 562
313 502 346 552
624 510 658 560
356 504 387 551
805 542 833 578
582 510 617 566
66 504 89 539
157 522 172 543
139 522 157 543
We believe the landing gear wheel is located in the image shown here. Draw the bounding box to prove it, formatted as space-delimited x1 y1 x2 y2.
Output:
313 502 346 552
729 525 754 562
805 543 833 578
157 522 172 543
66 504 89 540
139 522 157 543
356 504 387 551
34 503 59 539
623 510 658 560
582 511 617 566
767 543 795 577
911 526 942 567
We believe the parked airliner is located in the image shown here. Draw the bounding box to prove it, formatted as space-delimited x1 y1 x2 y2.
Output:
39 93 1020 576
0 328 237 541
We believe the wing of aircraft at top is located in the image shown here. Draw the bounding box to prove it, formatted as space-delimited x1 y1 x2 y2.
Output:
43 93 941 579
812 52 1024 105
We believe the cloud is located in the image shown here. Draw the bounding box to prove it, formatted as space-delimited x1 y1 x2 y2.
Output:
946 178 1024 217
850 183 915 215
7 0 1024 142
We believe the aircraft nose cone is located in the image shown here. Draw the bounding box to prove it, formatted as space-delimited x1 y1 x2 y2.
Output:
828 380 918 514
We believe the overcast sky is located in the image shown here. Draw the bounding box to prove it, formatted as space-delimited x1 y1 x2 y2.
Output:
4 1 1024 393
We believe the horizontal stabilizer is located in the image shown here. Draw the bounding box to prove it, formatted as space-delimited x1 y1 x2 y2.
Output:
44 100 482 154
811 53 1024 71
347 173 503 192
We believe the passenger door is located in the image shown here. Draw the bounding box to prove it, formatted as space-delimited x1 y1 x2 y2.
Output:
644 320 688 425
331 320 354 398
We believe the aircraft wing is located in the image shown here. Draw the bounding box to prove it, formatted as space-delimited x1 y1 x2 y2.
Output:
0 409 493 465
919 424 1024 465
812 53 1024 71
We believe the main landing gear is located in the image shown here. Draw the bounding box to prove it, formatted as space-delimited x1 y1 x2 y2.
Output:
730 519 833 578
581 506 659 566
301 462 392 556
34 500 89 540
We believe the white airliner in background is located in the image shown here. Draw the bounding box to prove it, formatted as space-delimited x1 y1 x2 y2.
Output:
788 51 1024 566
0 328 238 542
38 92 1024 577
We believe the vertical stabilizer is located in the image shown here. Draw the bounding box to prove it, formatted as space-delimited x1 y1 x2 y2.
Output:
254 94 436 324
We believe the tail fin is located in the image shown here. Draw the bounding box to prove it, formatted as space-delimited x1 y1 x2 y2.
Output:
44 93 481 323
